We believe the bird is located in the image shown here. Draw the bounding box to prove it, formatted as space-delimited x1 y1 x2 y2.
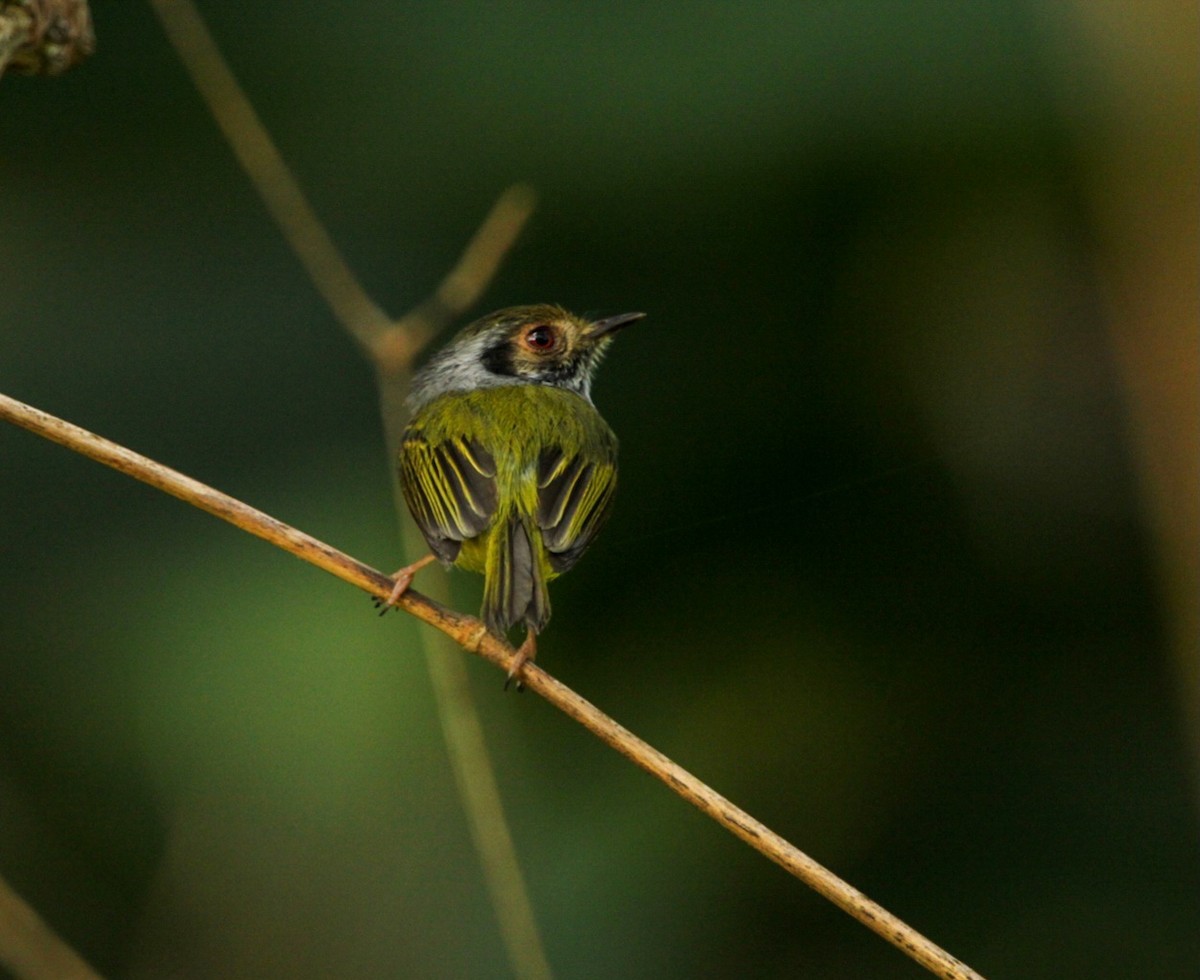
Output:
383 303 644 683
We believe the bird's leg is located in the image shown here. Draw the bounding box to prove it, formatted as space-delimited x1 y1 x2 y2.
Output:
504 627 537 691
375 553 437 614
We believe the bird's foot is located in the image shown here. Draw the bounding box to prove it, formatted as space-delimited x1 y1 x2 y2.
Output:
504 629 537 692
373 553 437 615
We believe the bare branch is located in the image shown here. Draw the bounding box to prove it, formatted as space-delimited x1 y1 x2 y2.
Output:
148 3 547 975
148 0 392 346
377 184 538 375
0 391 988 980
147 0 537 381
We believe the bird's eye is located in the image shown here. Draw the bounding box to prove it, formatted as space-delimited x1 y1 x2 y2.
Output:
524 325 556 351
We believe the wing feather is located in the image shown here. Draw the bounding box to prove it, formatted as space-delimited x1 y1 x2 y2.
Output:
536 447 617 574
400 433 497 563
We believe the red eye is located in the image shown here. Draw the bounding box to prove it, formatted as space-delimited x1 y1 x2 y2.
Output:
525 325 556 351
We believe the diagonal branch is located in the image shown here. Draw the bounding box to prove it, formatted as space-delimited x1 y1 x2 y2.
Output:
0 391 988 980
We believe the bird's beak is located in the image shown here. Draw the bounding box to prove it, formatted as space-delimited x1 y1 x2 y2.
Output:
587 311 646 338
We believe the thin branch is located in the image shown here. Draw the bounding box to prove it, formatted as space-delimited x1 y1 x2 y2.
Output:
370 197 545 978
371 214 550 978
417 616 552 980
0 391 988 980
147 4 550 976
1 392 465 645
0 872 100 980
148 0 537 374
386 435 553 980
1055 0 1200 796
148 0 392 343
377 183 537 374
371 201 551 980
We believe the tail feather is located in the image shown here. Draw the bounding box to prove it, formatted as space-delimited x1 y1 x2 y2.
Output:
483 517 550 636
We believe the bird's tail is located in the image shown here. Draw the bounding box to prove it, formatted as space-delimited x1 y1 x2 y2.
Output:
482 516 550 638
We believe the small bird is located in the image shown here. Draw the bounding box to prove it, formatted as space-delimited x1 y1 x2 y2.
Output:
385 303 644 682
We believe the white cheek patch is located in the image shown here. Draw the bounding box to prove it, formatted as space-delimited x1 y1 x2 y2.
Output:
405 329 601 413
407 335 514 411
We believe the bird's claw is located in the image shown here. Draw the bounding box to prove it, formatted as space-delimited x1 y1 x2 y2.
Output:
374 554 437 616
503 629 538 692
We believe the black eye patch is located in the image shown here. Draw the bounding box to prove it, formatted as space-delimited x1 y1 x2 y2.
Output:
481 339 516 377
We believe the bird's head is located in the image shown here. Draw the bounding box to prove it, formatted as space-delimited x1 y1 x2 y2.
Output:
408 304 645 411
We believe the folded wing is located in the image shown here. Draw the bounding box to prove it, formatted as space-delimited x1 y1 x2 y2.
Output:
536 446 618 574
400 434 498 563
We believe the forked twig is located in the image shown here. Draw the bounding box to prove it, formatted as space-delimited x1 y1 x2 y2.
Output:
101 4 984 976
1 391 987 980
148 2 549 974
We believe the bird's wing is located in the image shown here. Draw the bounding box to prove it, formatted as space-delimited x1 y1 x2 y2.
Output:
399 434 498 563
536 446 618 574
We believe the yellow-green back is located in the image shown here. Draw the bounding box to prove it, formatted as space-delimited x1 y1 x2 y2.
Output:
400 383 619 636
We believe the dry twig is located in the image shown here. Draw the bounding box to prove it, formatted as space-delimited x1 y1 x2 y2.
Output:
147 2 550 975
0 390 987 980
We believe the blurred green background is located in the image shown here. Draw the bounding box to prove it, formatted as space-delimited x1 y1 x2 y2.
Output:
2 2 1196 977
